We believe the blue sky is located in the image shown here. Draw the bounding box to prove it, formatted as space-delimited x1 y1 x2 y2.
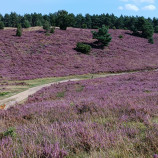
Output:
1 0 158 18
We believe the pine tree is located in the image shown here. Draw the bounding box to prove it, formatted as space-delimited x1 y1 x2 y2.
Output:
0 21 4 29
24 20 30 28
16 24 22 37
92 25 112 47
43 21 50 32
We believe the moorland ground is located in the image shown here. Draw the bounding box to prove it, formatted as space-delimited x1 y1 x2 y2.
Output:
0 27 158 158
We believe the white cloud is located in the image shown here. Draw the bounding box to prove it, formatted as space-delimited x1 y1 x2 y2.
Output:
125 4 139 11
133 0 155 3
142 4 156 10
118 6 124 10
120 0 155 3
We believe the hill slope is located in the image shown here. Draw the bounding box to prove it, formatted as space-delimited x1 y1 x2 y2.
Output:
0 28 158 80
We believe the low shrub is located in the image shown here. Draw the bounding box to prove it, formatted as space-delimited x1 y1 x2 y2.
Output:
76 43 91 54
0 92 9 96
119 35 123 39
50 27 55 33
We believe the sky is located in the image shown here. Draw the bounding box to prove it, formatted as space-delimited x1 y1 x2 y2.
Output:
1 0 158 18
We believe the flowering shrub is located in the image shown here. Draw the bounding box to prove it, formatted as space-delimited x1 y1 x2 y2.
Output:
0 28 158 80
0 71 158 157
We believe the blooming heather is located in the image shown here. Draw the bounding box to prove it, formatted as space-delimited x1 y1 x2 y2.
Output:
0 28 158 80
0 71 158 157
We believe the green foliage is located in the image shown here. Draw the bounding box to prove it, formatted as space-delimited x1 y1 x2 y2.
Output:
56 91 65 98
76 42 91 54
50 27 55 33
0 21 4 29
119 35 123 39
92 25 112 47
0 127 17 139
43 21 50 32
130 17 154 43
23 20 30 28
148 37 154 44
154 26 158 33
130 25 138 35
0 92 9 96
82 24 87 29
4 127 17 138
142 20 154 39
16 24 22 37
57 10 70 30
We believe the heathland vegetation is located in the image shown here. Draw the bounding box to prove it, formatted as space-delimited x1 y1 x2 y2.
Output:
0 10 158 158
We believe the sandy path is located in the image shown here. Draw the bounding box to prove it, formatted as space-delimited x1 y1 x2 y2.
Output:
0 69 157 110
0 79 81 110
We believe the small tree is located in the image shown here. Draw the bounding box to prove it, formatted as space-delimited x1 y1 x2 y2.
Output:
142 20 154 39
0 21 4 29
43 21 50 32
50 27 55 33
16 24 22 37
92 25 112 47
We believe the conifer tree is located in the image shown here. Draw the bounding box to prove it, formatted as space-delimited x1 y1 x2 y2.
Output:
92 25 112 47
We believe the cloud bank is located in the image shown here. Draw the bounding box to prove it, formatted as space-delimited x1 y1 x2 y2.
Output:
118 0 156 11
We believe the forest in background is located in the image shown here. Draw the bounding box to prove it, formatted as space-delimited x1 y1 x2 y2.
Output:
0 10 158 32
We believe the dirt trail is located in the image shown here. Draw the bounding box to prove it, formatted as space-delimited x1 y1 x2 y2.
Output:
0 69 157 110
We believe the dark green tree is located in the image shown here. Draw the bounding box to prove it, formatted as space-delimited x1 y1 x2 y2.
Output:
56 10 70 30
4 14 11 27
43 20 50 32
75 14 84 28
85 14 92 28
0 21 4 29
142 20 154 39
23 20 30 28
154 25 158 33
16 24 22 37
10 12 18 27
92 25 112 47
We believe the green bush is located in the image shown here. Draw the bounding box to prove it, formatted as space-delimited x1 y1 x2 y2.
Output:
92 25 112 47
50 27 55 33
0 21 4 29
43 21 50 32
0 92 9 96
76 42 91 54
16 24 22 37
119 35 123 39
0 127 17 140
148 37 154 44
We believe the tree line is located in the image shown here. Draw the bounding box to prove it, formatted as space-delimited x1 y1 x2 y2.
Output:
0 10 158 32
0 10 156 43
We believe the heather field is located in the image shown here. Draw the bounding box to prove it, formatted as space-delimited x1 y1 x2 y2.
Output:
0 28 158 80
0 71 158 157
